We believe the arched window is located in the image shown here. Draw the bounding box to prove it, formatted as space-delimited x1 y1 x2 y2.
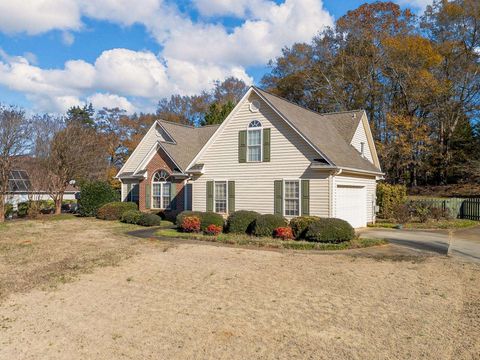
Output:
152 170 171 209
247 120 262 162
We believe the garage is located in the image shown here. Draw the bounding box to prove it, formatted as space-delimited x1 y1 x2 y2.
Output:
335 185 367 228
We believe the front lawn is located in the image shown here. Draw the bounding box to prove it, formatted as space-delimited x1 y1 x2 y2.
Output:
156 228 387 251
369 219 478 230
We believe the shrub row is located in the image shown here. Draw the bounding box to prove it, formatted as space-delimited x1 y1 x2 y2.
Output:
120 210 162 227
97 202 138 220
176 211 224 231
175 210 355 243
393 201 452 224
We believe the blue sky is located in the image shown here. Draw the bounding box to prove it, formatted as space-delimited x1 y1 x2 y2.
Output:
0 0 428 114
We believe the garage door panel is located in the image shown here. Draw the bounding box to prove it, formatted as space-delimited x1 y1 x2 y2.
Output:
335 185 367 228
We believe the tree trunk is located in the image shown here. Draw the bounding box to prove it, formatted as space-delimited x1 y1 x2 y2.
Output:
55 193 64 215
0 194 4 223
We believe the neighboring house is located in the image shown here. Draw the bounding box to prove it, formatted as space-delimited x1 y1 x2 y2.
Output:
117 86 383 228
6 159 78 206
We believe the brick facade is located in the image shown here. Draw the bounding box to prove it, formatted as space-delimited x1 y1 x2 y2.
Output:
138 148 186 216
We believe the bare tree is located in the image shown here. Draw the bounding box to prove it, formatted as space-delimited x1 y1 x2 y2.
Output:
34 115 108 214
0 105 30 222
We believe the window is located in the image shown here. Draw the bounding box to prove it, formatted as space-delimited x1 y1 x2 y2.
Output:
152 170 171 209
247 120 262 162
284 180 300 216
214 181 227 213
127 183 139 204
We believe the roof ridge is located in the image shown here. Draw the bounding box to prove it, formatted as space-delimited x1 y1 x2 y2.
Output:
157 119 195 128
252 86 364 119
157 119 220 129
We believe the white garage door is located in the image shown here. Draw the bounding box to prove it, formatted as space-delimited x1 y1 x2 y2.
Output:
335 185 367 228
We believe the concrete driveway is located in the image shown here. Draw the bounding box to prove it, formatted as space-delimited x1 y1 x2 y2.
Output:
360 225 480 263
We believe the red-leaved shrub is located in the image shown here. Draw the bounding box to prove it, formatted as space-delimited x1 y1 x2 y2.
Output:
273 226 294 240
204 224 223 236
180 216 201 233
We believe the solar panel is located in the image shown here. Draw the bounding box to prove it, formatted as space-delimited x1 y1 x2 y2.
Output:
8 170 32 192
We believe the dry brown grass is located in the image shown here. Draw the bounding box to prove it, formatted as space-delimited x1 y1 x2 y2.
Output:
0 217 168 301
0 218 479 359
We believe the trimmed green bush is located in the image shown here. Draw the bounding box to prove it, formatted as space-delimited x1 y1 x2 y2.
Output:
304 218 355 243
120 210 143 224
176 211 204 226
377 183 407 219
97 202 137 221
226 210 260 234
200 212 224 231
252 214 288 237
137 213 162 227
78 181 119 217
289 216 321 239
176 211 225 231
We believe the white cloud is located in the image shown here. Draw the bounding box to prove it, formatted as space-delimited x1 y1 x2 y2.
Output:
0 48 252 112
194 0 273 18
87 93 136 113
0 0 332 113
163 0 333 67
0 0 81 35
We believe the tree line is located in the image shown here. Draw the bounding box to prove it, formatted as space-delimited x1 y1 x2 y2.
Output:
0 78 247 221
262 0 479 187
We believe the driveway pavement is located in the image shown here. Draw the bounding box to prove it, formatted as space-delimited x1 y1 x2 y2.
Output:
360 225 480 263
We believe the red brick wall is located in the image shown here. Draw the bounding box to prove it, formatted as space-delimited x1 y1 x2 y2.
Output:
138 148 185 215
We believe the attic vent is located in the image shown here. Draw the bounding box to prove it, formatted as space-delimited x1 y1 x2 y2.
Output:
360 142 365 156
352 113 357 119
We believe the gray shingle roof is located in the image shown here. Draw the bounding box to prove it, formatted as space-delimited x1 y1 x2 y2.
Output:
157 120 219 171
254 87 381 173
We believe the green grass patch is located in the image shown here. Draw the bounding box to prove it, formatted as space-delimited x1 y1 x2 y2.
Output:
155 229 387 251
369 219 478 230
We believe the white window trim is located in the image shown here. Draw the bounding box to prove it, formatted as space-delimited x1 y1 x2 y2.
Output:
213 179 228 214
247 121 263 163
283 179 301 218
151 170 171 210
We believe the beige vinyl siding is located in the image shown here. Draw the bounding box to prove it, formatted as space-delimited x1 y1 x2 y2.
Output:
192 93 330 217
332 173 377 223
121 125 166 173
350 119 373 163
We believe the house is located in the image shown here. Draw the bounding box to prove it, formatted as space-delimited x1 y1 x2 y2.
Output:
6 157 78 207
117 86 383 228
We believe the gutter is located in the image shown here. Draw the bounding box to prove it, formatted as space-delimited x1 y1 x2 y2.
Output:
309 163 383 176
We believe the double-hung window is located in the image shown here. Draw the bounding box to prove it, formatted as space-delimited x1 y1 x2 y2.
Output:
127 183 139 204
247 120 262 162
284 180 300 216
152 170 171 209
214 181 227 213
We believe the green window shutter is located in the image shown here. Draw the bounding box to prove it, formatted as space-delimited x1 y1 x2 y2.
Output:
238 130 247 163
274 180 283 216
263 128 271 162
301 180 310 216
145 184 151 209
206 181 214 212
126 183 131 202
170 183 177 210
228 181 235 213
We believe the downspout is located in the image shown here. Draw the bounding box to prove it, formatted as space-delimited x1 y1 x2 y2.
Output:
329 168 342 217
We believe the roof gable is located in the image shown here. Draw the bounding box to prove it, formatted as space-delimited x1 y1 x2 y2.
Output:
253 87 381 173
117 120 219 178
